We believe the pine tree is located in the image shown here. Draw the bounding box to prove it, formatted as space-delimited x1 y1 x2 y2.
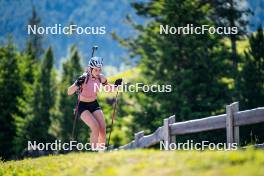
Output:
13 32 42 156
16 47 56 147
33 47 56 142
239 26 264 144
0 41 23 159
13 6 44 155
241 26 264 109
27 4 44 59
209 0 252 99
13 51 37 155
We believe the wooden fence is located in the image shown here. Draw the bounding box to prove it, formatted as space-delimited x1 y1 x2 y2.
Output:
118 102 264 150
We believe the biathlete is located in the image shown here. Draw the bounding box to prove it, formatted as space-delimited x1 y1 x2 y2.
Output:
67 56 122 151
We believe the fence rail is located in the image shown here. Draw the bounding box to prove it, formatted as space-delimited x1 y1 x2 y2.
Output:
118 102 264 150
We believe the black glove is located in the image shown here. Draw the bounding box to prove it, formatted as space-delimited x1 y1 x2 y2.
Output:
75 74 86 87
114 78 122 87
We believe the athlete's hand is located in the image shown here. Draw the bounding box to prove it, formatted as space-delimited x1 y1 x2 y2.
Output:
75 74 86 87
114 78 122 87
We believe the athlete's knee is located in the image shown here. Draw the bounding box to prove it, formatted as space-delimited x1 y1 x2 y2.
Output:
80 113 89 122
90 123 100 135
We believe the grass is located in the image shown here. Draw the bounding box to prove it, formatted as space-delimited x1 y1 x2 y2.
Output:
1 148 264 176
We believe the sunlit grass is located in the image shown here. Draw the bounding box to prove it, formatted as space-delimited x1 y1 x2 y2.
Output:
1 149 264 176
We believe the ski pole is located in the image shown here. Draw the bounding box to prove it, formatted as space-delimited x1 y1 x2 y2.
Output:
91 45 98 57
107 90 119 147
71 86 82 140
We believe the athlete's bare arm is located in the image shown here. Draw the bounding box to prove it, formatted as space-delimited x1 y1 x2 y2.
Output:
67 84 78 95
99 74 119 91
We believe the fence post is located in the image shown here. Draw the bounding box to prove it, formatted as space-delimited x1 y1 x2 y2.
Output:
134 131 144 149
163 115 176 150
234 103 240 147
226 102 240 148
168 115 176 144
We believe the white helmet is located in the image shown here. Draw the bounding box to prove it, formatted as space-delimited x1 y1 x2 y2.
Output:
88 56 103 68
